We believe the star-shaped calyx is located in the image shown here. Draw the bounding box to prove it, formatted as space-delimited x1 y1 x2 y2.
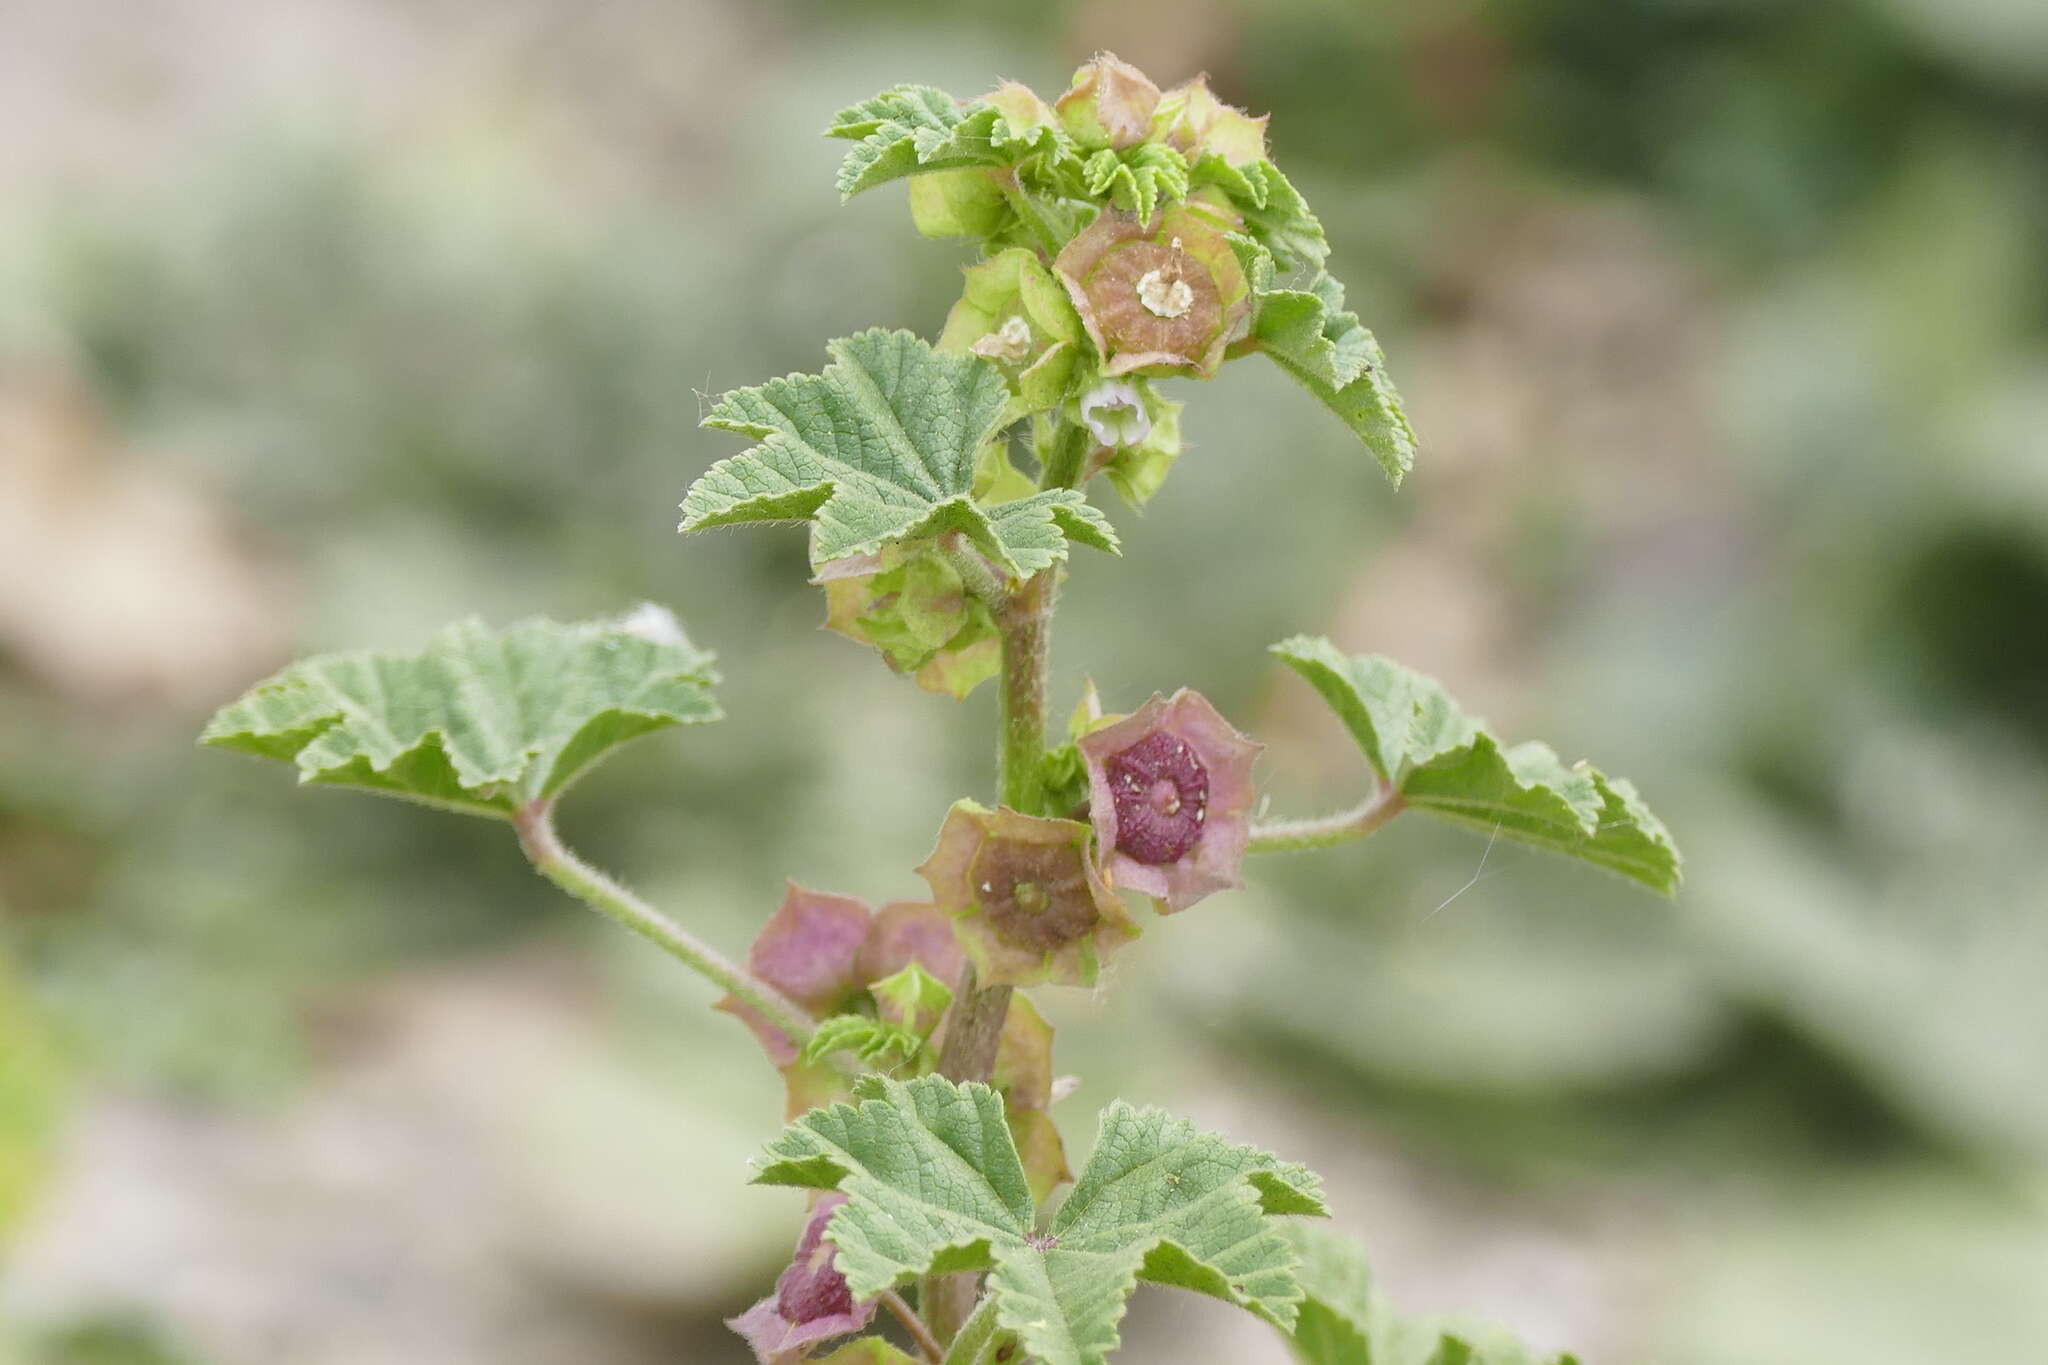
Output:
1054 205 1250 378
1079 689 1261 913
917 801 1139 988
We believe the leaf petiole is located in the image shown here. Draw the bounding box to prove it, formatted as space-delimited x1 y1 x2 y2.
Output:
1246 782 1406 855
511 799 816 1045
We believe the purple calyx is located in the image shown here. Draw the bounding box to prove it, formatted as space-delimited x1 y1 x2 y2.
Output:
775 1226 858 1325
1105 730 1209 865
973 840 1101 952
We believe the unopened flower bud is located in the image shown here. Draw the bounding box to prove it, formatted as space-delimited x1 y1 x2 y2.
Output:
1054 53 1162 151
1149 75 1270 166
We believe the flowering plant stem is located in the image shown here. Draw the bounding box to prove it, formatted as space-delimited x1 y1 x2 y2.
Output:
200 59 1676 1365
511 799 816 1046
924 561 1057 1343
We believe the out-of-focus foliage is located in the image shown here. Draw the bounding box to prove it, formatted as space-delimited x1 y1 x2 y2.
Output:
0 958 65 1241
1 0 2045 1362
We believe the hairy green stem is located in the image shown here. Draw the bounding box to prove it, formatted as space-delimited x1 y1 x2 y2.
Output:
511 800 815 1045
1035 412 1092 491
925 566 1058 1343
938 570 1052 1079
1246 782 1407 854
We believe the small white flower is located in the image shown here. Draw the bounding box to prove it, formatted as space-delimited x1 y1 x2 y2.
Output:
1079 380 1151 448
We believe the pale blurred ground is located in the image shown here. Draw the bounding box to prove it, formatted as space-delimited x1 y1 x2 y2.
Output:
2 1 2047 1362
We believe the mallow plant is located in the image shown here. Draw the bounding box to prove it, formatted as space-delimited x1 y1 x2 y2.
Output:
203 56 1679 1365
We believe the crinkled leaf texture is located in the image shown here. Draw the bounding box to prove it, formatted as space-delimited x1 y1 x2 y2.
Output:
1238 240 1416 487
751 1073 1328 1365
201 612 720 818
1281 1222 1582 1365
826 85 1070 200
1272 637 1681 894
683 330 1117 576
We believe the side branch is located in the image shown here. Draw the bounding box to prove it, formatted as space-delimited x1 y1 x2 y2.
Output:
511 799 815 1045
1246 783 1406 854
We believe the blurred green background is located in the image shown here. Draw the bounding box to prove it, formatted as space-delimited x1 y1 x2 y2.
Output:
2 0 2046 1361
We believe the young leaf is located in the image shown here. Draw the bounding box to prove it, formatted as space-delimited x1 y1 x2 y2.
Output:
1271 637 1681 894
1079 143 1190 222
1235 161 1329 273
751 1073 1328 1365
682 329 1118 576
800 1014 925 1071
1280 1223 1582 1365
869 961 953 1038
826 86 1070 200
1242 245 1417 487
201 611 721 818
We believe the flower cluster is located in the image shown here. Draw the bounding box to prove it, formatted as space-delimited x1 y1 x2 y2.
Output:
716 884 961 1115
922 53 1287 468
911 689 1262 993
718 882 1071 1197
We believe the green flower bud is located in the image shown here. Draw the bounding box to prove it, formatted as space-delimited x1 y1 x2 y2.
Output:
1149 75 1270 166
909 167 1008 239
1054 53 1162 151
816 541 1000 700
983 78 1058 136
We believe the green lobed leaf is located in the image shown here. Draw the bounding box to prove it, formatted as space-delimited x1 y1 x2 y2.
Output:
683 329 1118 576
751 1074 1328 1365
1239 239 1416 486
799 1014 925 1071
1280 1222 1583 1365
826 86 1071 201
1271 636 1682 894
201 611 721 818
1231 161 1328 272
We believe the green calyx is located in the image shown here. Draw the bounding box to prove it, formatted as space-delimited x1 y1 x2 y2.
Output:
819 541 1001 701
939 247 1085 422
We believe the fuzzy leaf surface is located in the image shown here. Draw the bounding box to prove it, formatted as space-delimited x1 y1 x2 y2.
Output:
201 613 720 818
1272 637 1681 894
1234 161 1330 272
826 86 1069 199
684 329 1116 574
1242 244 1416 486
751 1074 1327 1365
